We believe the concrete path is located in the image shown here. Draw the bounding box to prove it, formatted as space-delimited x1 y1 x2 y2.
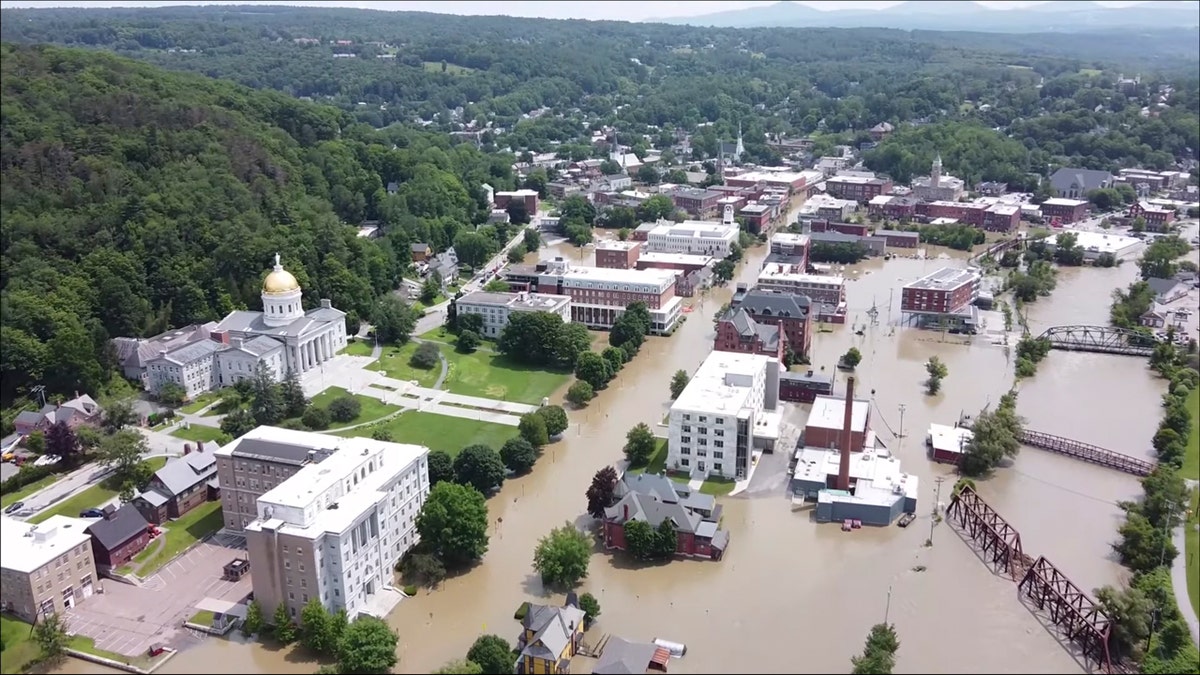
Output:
15 450 179 520
1170 524 1199 646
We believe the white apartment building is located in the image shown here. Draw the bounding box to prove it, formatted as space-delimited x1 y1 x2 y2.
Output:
756 264 847 307
243 429 430 622
455 291 572 338
667 352 781 481
645 219 739 259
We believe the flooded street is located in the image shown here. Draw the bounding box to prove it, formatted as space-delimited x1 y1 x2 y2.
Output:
58 230 1169 675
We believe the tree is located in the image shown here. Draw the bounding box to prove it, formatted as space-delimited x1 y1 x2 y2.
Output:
243 600 265 636
100 429 151 486
157 382 186 407
300 598 338 656
652 519 678 558
44 421 79 466
416 482 490 567
427 450 455 485
410 341 441 369
1095 584 1153 661
280 371 308 418
522 227 542 253
669 369 689 399
302 406 332 430
328 395 362 423
533 522 592 587
500 437 538 474
505 199 530 225
586 466 619 518
579 593 601 627
575 351 614 390
24 431 44 455
601 346 627 373
400 552 446 589
841 347 862 369
273 602 297 644
850 623 899 675
434 660 483 674
457 329 482 353
623 423 657 466
454 444 506 493
960 392 1023 476
250 363 285 426
566 380 595 407
713 258 736 283
221 407 257 438
506 247 525 264
420 275 442 305
924 355 948 395
75 425 102 453
617 227 631 241
1113 510 1176 573
518 412 550 447
102 399 136 432
537 405 569 437
636 194 673 222
373 295 420 345
33 613 68 663
623 520 658 560
457 312 485 335
466 635 513 675
336 616 399 674
610 310 648 355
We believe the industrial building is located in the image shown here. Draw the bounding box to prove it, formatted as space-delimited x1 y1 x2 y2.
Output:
789 378 919 526
927 423 973 464
1043 230 1142 262
667 352 782 481
803 394 873 453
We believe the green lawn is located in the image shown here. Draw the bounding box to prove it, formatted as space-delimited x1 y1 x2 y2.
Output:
180 391 220 414
418 327 463 347
1 474 58 508
338 412 515 456
422 61 475 75
308 386 400 429
68 634 150 668
367 342 442 388
28 457 168 524
341 340 376 357
169 425 226 444
1 615 38 675
189 609 215 626
1181 389 1199 482
628 439 669 475
442 349 569 404
700 477 736 496
413 294 447 311
130 501 223 576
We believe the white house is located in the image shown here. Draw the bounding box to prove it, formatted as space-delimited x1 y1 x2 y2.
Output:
645 219 739 259
454 291 572 338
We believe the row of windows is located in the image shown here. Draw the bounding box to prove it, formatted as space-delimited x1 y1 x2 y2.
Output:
679 425 724 436
680 414 726 425
679 437 724 448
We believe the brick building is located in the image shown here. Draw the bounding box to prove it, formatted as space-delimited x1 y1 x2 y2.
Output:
867 195 919 221
729 287 813 360
668 187 722 219
713 308 786 361
825 175 893 202
1127 201 1175 229
1039 198 1089 224
594 240 642 269
803 394 872 453
982 204 1021 233
509 258 683 333
809 220 870 237
900 268 980 316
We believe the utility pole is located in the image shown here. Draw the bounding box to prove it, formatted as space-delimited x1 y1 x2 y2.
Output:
930 476 946 545
897 403 907 444
883 585 893 624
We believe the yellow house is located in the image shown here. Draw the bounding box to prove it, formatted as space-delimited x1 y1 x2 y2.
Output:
516 599 586 674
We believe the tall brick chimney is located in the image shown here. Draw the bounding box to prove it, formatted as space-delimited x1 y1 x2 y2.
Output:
837 376 855 491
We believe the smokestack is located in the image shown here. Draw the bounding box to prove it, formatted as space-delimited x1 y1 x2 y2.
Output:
837 377 855 491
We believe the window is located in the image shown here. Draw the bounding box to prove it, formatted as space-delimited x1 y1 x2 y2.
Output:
680 458 690 467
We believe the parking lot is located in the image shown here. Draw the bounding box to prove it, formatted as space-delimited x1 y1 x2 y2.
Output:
64 537 251 657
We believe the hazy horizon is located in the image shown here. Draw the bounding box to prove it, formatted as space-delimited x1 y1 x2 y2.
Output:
0 0 1154 22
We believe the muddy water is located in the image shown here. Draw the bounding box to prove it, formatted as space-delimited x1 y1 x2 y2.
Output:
58 232 1167 675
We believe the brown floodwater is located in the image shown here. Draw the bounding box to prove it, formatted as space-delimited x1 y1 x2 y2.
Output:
58 224 1168 675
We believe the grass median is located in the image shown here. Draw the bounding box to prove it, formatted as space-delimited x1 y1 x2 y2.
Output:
337 411 514 457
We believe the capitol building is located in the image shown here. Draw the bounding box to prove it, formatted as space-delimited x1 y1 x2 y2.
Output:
116 255 348 399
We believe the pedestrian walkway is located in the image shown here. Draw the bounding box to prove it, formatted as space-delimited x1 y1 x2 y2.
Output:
1171 479 1199 646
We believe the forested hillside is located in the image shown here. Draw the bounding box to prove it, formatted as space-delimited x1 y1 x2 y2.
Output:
0 43 517 405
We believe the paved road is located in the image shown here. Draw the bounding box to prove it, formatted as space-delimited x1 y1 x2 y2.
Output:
1171 479 1199 647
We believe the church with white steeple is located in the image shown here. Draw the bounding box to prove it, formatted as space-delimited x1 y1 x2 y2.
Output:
143 254 347 399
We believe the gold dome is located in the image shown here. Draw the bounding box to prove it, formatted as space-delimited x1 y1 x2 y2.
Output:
262 253 300 294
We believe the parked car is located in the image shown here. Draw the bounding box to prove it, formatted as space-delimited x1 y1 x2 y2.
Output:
5 501 25 515
79 508 105 519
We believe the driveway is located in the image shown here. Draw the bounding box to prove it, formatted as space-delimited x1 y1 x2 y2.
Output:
0 461 18 482
64 538 251 657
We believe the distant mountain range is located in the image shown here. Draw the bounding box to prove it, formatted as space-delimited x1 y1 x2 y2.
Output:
653 1 1200 33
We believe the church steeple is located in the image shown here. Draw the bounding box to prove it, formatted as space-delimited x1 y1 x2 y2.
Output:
735 121 745 160
931 153 943 189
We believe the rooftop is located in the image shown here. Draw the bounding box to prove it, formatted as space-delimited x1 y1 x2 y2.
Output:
771 232 810 248
637 251 714 267
904 267 979 292
793 446 920 507
731 170 809 185
648 220 739 241
1042 197 1089 207
740 203 771 214
1 515 95 574
458 291 571 312
807 395 871 434
216 425 341 465
758 265 846 286
1045 229 1142 256
672 351 775 415
539 259 678 289
595 240 641 252
829 174 888 185
928 423 973 456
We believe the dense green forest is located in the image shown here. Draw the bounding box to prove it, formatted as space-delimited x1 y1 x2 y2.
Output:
2 6 1196 175
0 43 518 405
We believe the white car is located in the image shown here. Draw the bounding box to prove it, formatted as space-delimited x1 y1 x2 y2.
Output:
33 455 61 467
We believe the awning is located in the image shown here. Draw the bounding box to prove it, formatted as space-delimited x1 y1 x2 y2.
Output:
194 598 247 619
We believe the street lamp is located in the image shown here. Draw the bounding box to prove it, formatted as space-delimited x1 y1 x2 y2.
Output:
898 403 907 443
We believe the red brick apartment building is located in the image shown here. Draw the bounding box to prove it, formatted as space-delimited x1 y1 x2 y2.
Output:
825 175 893 202
900 267 980 315
916 201 988 227
768 232 811 269
1127 201 1175 228
868 195 920 221
603 473 728 561
738 204 773 234
669 187 722 218
713 308 786 361
493 189 540 214
729 287 813 360
982 204 1021 233
809 220 870 237
1039 198 1089 224
594 240 642 269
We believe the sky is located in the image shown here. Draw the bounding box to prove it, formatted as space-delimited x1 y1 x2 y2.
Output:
0 0 1152 22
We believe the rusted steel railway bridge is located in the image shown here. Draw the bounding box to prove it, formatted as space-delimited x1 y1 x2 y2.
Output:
1036 325 1156 357
947 486 1114 673
1018 430 1155 477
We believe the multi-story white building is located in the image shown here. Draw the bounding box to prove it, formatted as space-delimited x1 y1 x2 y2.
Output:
144 254 347 399
667 352 781 481
645 219 739 259
455 291 572 338
1 515 98 622
755 264 847 307
912 155 966 202
517 258 683 334
243 428 430 622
